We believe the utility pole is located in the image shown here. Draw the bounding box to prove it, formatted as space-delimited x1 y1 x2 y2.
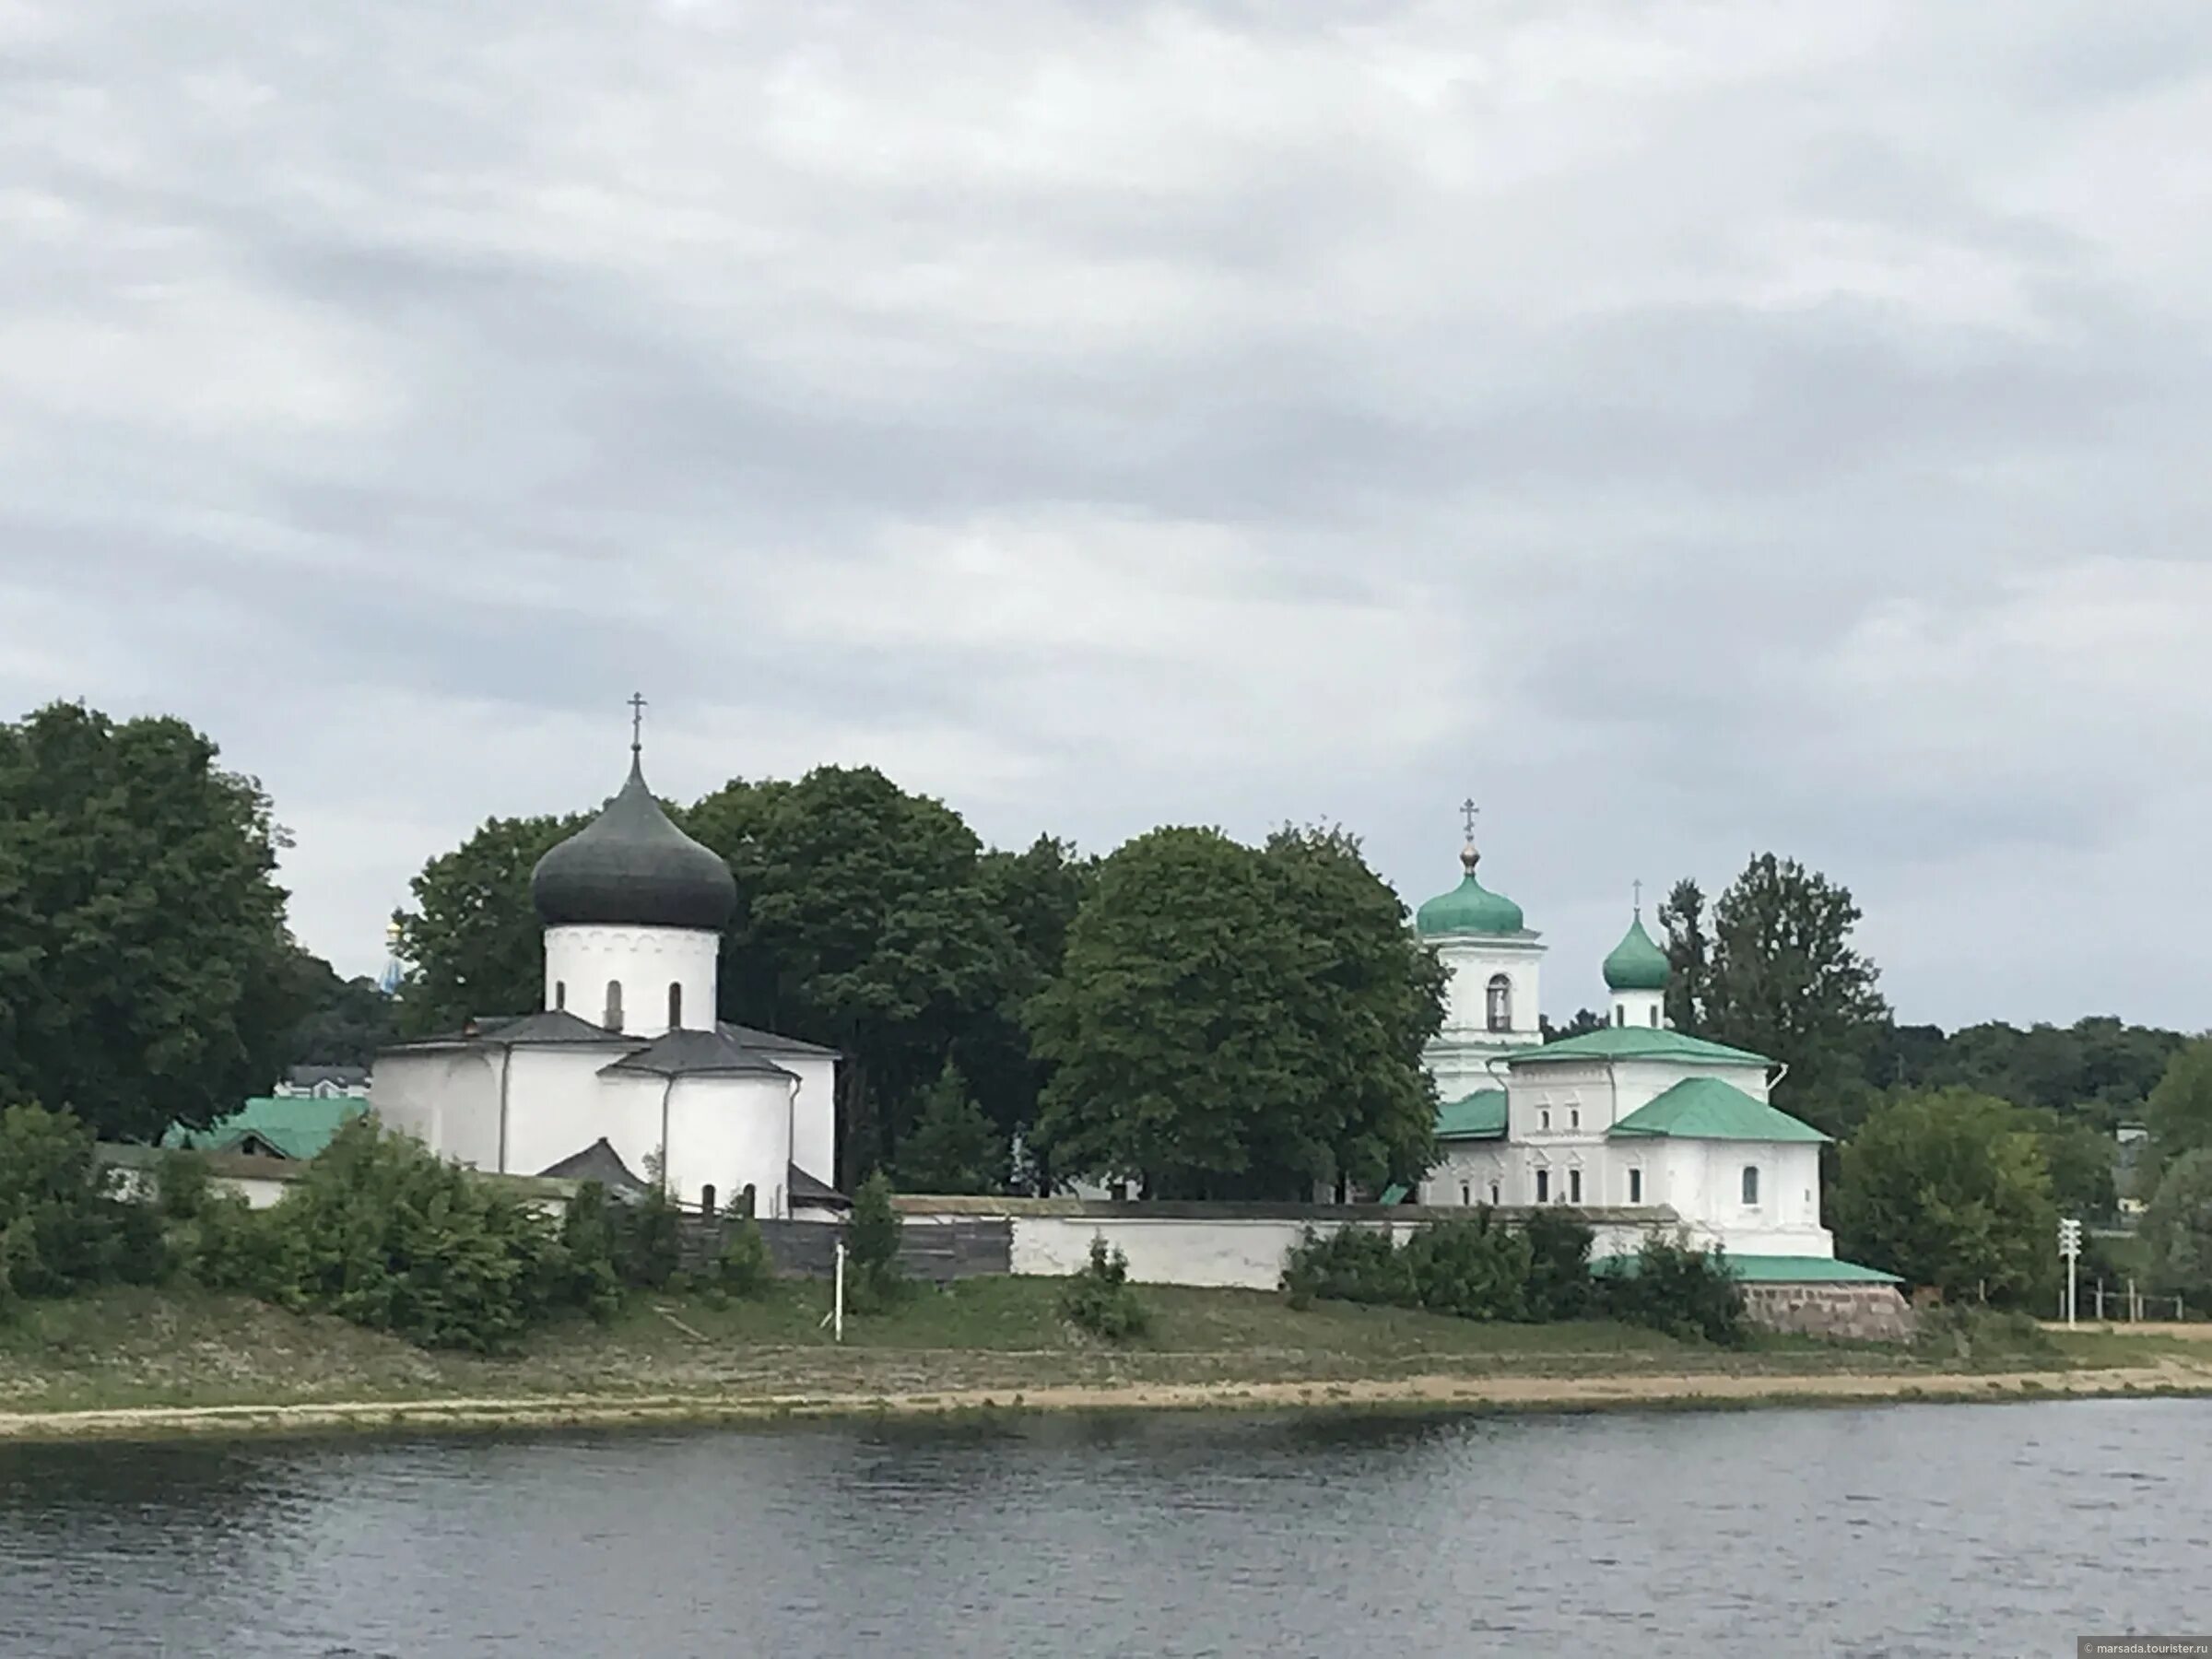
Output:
2058 1218 2082 1327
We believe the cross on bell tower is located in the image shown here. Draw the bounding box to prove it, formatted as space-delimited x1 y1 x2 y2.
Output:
629 692 648 758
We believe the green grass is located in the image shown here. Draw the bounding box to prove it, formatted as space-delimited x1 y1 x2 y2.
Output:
3 1277 2199 1423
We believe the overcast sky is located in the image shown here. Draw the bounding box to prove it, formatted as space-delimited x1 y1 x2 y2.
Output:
4 2 2208 1030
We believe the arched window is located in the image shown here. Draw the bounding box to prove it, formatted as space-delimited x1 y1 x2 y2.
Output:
667 982 684 1030
1486 974 1512 1032
737 1183 757 1219
604 980 624 1032
1741 1165 1760 1206
554 981 567 1012
1614 1005 1625 1027
1649 1006 1661 1028
700 1182 716 1216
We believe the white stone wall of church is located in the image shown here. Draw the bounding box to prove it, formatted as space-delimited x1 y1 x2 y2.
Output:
778 1055 838 1185
665 1073 798 1217
500 1046 641 1178
371 1049 501 1169
1435 937 1545 1046
542 924 721 1039
1657 1140 1832 1257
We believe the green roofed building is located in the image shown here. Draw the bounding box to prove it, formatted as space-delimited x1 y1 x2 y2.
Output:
1412 840 1877 1280
163 1095 368 1161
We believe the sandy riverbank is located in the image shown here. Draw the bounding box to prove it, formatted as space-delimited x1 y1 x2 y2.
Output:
6 1355 2209 1444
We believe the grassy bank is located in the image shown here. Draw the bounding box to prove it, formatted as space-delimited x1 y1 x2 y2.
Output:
3 1279 2208 1438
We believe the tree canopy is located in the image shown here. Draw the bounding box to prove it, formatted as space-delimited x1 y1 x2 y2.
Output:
1834 1088 2057 1305
1661 854 1889 1134
1027 825 1441 1200
394 809 586 1034
2146 1040 2212 1172
0 703 297 1140
2140 1148 2212 1301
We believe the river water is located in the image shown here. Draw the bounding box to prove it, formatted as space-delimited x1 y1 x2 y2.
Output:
0 1398 2204 1657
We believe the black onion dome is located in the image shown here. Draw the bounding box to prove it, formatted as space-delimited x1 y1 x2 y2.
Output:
531 759 736 931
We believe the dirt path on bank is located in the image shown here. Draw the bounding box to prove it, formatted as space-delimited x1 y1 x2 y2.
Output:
4 1357 2209 1442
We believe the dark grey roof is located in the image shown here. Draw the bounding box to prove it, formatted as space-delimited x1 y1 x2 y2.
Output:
531 756 738 932
599 1028 797 1080
788 1163 850 1210
381 1008 638 1054
715 1021 839 1058
536 1137 649 1197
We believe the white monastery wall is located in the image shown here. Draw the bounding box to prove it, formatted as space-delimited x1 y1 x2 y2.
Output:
1004 1212 1655 1291
542 924 721 1040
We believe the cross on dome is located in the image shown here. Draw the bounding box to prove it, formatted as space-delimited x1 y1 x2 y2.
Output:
629 691 648 758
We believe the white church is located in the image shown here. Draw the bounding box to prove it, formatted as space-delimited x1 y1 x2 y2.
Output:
371 735 845 1219
1409 827 1871 1277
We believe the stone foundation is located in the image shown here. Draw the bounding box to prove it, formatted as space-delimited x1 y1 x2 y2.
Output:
1743 1282 1917 1343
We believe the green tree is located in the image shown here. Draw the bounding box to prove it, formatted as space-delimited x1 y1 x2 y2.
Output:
2016 1105 2119 1222
893 1062 1005 1194
2147 1040 2212 1171
845 1168 905 1309
1665 853 1889 1135
2140 1148 2212 1300
1029 826 1441 1200
0 1102 166 1301
689 766 1021 1182
279 948 397 1069
393 810 586 1034
0 702 298 1140
1835 1088 2057 1305
1541 1009 1606 1042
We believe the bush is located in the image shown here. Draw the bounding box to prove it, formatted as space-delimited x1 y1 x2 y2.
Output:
0 1102 161 1300
1403 1213 1534 1321
154 1149 216 1222
1281 1226 1415 1310
1600 1234 1747 1346
716 1217 775 1299
1060 1236 1149 1340
1521 1209 1596 1321
611 1182 683 1291
845 1170 906 1312
549 1181 625 1322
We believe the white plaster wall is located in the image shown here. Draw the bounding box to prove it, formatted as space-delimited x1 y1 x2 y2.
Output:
371 1050 501 1170
778 1054 838 1186
1435 936 1545 1046
665 1074 795 1217
543 924 721 1038
1421 1144 1509 1206
1609 989 1666 1030
500 1046 637 1177
1005 1214 1657 1290
1607 1058 1772 1120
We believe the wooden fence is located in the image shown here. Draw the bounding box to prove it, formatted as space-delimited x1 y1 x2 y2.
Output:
673 1215 1013 1283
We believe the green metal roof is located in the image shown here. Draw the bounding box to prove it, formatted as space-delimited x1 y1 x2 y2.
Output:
1377 1182 1411 1206
162 1096 367 1161
1511 1027 1771 1068
1594 1253 1900 1285
1607 1077 1827 1143
1415 847 1526 938
1602 912 1671 992
1435 1088 1508 1140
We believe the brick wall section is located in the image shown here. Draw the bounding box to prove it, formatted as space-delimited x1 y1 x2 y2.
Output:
1743 1282 1917 1343
674 1216 1012 1283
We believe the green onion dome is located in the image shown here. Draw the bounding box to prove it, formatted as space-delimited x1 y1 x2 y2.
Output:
1603 912 1672 992
1415 845 1526 937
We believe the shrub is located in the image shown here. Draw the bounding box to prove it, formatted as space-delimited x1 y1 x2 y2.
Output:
549 1181 625 1322
1060 1235 1149 1340
0 1102 159 1298
241 1117 571 1353
845 1170 906 1312
716 1217 776 1299
1521 1209 1596 1321
611 1182 683 1290
1600 1234 1747 1346
1281 1226 1414 1310
1403 1213 1533 1322
154 1149 215 1223
1911 1303 2060 1366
